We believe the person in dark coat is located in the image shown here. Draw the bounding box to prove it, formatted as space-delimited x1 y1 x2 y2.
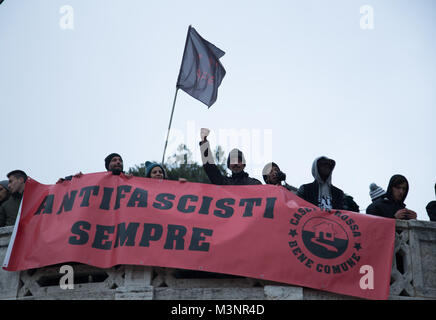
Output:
199 131 261 186
366 174 417 220
0 180 10 207
0 170 27 227
425 183 436 222
343 194 360 213
297 156 345 210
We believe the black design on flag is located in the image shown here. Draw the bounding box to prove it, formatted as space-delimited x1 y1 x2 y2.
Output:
177 26 226 107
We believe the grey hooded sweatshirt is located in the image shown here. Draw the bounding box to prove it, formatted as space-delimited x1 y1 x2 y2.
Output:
297 156 345 210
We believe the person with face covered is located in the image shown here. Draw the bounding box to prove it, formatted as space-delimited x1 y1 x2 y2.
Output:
297 156 345 210
366 174 417 220
199 131 261 186
262 162 297 193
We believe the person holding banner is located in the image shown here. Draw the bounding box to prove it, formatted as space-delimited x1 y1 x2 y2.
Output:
0 170 27 227
57 152 132 184
366 174 417 220
104 153 127 176
199 128 261 186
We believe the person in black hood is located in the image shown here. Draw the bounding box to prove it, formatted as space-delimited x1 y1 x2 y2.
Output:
426 183 436 222
199 130 261 186
366 174 417 220
297 156 345 210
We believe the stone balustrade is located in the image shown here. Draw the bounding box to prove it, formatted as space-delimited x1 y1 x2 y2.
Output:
1 220 435 300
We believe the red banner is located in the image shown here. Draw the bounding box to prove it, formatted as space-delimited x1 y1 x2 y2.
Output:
3 172 395 299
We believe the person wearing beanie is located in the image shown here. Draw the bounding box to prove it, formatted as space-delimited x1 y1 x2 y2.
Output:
199 130 261 186
0 180 10 206
262 162 297 193
366 174 417 220
145 161 166 180
369 183 386 202
425 183 436 222
104 153 124 175
103 153 133 179
0 170 27 227
297 156 346 210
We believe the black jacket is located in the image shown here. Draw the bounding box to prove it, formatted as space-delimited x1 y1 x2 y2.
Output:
203 163 262 186
0 193 22 227
426 201 436 222
200 140 261 186
297 181 345 210
366 197 406 219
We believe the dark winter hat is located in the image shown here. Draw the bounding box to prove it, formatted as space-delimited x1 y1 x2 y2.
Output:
227 149 246 168
104 153 122 171
145 161 166 178
0 180 9 192
369 183 386 201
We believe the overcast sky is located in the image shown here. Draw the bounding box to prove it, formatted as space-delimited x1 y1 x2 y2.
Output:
1 0 435 220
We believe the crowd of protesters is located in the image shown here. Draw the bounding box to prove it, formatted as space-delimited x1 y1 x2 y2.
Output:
1 130 435 227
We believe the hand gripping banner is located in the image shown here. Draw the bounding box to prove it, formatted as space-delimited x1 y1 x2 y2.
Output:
3 172 395 299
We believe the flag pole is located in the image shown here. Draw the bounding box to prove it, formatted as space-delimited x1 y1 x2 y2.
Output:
161 88 179 164
161 25 192 165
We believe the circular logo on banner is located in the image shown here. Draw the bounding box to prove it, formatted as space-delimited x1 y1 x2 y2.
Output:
301 217 349 259
287 207 363 276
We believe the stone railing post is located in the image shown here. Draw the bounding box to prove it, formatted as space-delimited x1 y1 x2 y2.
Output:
390 220 436 299
0 226 19 299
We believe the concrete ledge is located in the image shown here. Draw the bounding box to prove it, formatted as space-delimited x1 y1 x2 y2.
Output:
154 287 265 300
115 285 154 300
264 285 303 300
1 219 435 300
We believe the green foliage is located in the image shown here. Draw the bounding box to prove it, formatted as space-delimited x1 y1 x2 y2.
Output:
128 144 227 184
